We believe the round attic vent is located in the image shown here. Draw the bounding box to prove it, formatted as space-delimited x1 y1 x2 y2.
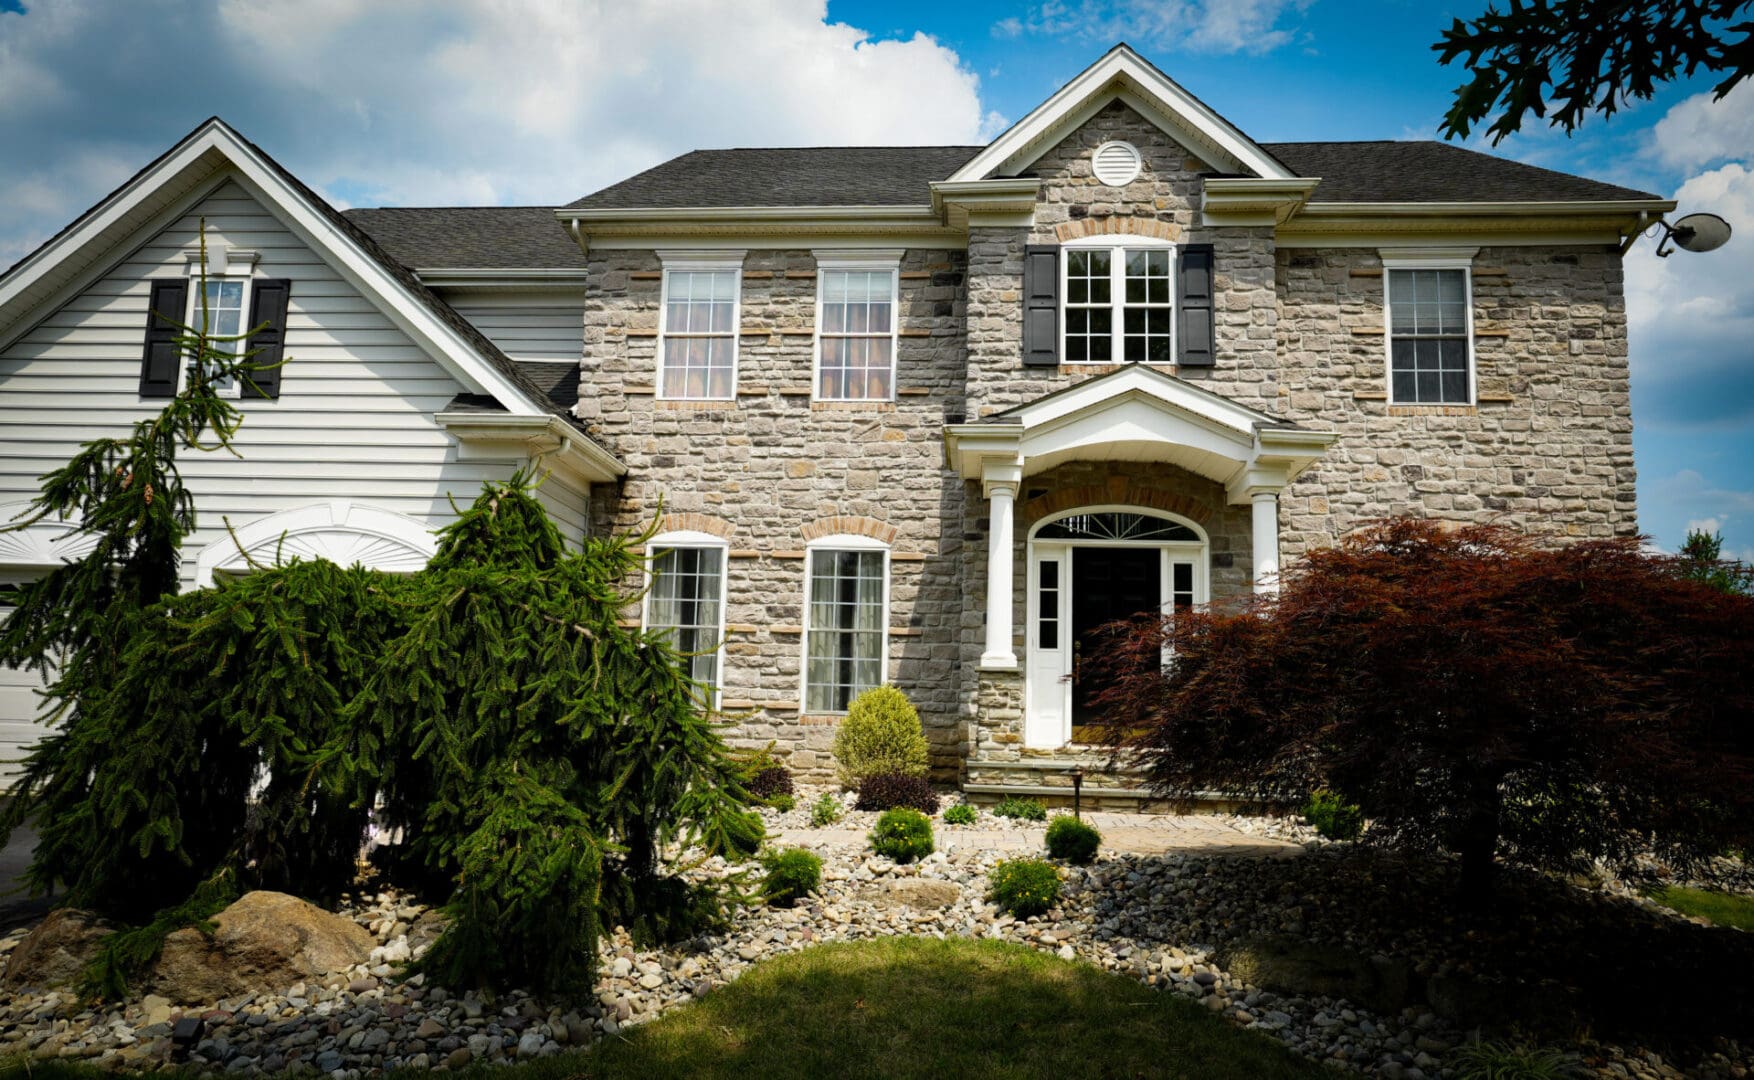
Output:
1091 140 1143 186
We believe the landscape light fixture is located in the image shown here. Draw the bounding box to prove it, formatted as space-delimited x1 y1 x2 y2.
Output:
1070 765 1085 819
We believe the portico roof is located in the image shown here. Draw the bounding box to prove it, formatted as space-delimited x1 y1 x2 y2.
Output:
943 365 1338 504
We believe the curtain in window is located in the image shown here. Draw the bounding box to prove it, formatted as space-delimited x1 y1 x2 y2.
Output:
805 549 885 712
648 546 724 689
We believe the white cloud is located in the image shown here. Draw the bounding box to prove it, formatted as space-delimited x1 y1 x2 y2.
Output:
993 0 1312 56
1624 160 1754 431
0 0 991 261
1686 516 1725 535
1651 83 1754 171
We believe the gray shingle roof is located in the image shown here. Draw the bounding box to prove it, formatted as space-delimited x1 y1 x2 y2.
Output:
1261 141 1660 203
563 140 1657 211
567 146 985 210
341 206 585 269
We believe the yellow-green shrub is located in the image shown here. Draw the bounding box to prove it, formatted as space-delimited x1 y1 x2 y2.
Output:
832 686 929 788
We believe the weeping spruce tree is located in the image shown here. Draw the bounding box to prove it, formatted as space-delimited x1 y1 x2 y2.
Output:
0 232 762 998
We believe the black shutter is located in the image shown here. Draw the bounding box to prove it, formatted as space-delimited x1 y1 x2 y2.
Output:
1021 245 1059 367
138 279 188 398
1177 244 1215 368
245 278 291 399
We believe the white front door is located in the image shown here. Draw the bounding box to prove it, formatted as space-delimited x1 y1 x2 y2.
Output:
1024 544 1069 748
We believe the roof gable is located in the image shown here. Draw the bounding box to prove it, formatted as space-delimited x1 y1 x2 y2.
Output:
0 118 559 422
949 44 1294 184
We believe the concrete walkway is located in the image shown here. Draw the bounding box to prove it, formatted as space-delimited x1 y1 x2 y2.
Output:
774 811 1303 859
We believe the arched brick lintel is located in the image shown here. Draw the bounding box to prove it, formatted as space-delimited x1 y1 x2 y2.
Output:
652 512 736 540
1053 216 1182 243
801 515 899 545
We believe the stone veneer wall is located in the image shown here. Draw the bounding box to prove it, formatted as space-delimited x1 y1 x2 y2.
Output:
1272 245 1637 556
576 249 970 779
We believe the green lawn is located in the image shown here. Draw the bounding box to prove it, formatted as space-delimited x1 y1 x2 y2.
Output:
2 938 1333 1080
1646 884 1754 931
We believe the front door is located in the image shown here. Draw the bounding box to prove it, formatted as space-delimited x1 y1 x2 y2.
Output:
1070 546 1161 740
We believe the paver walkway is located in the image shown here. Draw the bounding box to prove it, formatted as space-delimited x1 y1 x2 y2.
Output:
773 811 1302 859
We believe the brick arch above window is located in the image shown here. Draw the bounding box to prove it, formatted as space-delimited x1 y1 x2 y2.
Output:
650 512 736 540
1053 216 1183 244
1022 481 1214 528
800 515 898 545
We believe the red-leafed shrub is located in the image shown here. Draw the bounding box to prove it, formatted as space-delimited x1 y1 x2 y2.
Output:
1086 519 1754 900
855 773 940 813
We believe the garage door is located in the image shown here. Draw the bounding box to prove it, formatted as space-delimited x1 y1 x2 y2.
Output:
0 607 55 792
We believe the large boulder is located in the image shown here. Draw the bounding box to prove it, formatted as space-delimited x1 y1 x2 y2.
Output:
1219 936 1415 1014
856 878 961 910
149 891 373 1003
2 909 116 989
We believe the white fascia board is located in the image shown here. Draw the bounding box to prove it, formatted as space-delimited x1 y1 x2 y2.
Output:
947 45 1293 184
1007 365 1278 436
1298 198 1677 218
559 205 939 225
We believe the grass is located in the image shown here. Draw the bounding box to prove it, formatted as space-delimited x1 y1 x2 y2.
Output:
1 938 1333 1080
1645 884 1754 931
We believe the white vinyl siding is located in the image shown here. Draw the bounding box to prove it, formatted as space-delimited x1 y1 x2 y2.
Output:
0 178 589 586
444 296 584 364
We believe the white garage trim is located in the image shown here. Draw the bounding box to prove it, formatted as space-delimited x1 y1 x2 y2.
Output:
194 501 439 586
0 502 99 571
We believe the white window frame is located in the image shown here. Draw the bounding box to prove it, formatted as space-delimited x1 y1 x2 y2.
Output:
181 246 260 398
812 249 902 403
1059 234 1177 365
656 250 744 402
799 533 891 715
641 529 730 710
1380 249 1478 407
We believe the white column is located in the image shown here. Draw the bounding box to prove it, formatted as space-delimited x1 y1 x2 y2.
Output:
981 480 1019 668
1251 490 1281 595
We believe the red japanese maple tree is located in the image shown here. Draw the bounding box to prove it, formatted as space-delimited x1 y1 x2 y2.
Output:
1087 519 1754 899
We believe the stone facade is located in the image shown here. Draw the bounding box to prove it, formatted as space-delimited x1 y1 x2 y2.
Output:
571 100 1638 793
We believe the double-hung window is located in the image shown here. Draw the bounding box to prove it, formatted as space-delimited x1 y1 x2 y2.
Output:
644 533 728 703
658 254 742 400
183 247 258 397
803 538 889 713
814 252 900 401
1062 237 1175 364
1384 254 1475 405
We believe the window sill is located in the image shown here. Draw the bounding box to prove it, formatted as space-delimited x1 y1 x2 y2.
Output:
1387 404 1478 417
655 398 738 410
811 400 896 411
1053 362 1175 375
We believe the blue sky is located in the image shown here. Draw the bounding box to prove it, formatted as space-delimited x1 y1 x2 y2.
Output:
1 0 1749 557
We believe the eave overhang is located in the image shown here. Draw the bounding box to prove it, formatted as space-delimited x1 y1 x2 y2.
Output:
1276 197 1678 247
1201 177 1321 227
436 411 627 487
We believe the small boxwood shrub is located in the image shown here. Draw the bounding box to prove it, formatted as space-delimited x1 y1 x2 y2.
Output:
767 793 796 813
988 858 1061 918
942 802 977 825
1302 789 1363 841
993 796 1047 821
809 791 844 827
832 686 929 787
1045 816 1101 863
855 772 940 813
870 808 934 863
759 847 822 907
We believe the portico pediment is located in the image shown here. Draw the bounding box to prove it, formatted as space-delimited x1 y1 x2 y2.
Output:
943 366 1337 504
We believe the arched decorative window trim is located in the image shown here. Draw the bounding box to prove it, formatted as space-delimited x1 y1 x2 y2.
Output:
0 502 99 572
193 501 438 587
642 530 730 710
799 532 892 715
1027 504 1208 545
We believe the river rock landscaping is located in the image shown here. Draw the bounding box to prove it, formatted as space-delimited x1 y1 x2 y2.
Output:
0 792 1748 1079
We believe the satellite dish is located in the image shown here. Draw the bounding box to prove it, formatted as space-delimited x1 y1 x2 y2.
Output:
1656 212 1733 257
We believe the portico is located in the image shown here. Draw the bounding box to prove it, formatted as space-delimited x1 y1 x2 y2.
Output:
946 366 1336 752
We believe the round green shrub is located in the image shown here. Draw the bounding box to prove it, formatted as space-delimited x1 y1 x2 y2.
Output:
1045 816 1102 863
943 802 977 825
870 808 935 863
809 791 845 827
759 847 822 907
832 686 929 787
767 793 796 813
988 858 1061 918
1302 789 1363 841
993 796 1047 821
